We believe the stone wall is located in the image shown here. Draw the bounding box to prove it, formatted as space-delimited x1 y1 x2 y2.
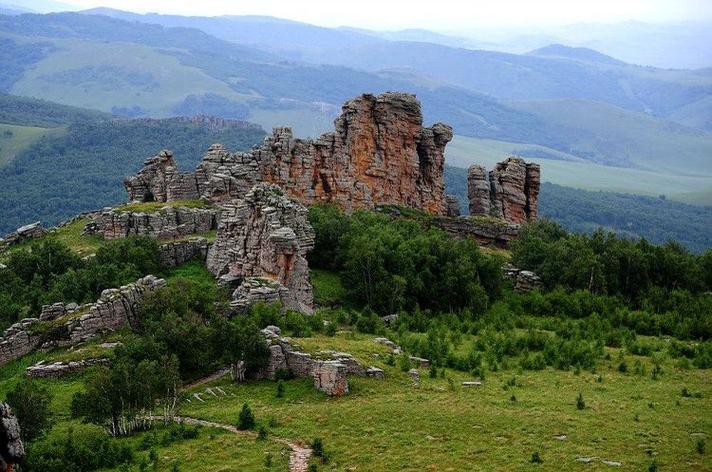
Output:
207 184 315 313
26 358 110 378
159 237 210 268
124 93 453 215
0 276 165 366
432 216 520 248
84 207 218 240
467 157 540 224
257 326 367 396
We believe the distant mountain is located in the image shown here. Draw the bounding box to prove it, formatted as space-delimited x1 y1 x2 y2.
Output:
73 10 712 131
527 44 624 65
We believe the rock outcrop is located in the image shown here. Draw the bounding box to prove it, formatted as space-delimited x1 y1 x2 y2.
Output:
124 93 453 215
0 403 24 471
0 276 165 366
257 326 377 396
26 358 110 378
504 264 544 293
84 206 218 240
432 215 520 248
0 221 46 251
467 157 540 224
207 184 315 313
159 237 210 268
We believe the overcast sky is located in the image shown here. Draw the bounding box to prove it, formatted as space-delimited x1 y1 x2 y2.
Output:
20 0 712 30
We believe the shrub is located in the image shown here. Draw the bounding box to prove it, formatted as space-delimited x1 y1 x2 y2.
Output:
576 392 585 410
5 379 53 442
531 452 543 464
398 353 412 372
257 425 268 441
237 403 255 430
697 439 706 455
276 380 285 398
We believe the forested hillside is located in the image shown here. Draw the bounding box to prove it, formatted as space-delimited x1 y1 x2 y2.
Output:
0 116 265 234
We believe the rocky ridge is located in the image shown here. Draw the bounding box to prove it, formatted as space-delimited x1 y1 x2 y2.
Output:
0 275 165 366
125 92 453 215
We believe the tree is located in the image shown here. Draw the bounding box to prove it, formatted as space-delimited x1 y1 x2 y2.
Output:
5 379 53 442
237 403 255 430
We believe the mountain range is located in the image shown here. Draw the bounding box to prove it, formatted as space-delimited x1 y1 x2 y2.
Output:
0 8 711 206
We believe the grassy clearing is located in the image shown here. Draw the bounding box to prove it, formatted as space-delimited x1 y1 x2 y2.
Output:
167 260 216 285
1 217 103 260
114 200 214 214
311 269 347 308
0 123 65 166
182 332 712 471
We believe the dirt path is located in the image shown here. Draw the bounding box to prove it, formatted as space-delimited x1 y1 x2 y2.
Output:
182 367 231 390
150 415 312 472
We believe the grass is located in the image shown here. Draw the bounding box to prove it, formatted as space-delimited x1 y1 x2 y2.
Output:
180 332 712 471
0 123 65 166
1 217 103 260
10 37 253 117
446 134 712 205
167 260 216 285
114 200 214 214
310 269 347 307
100 426 291 471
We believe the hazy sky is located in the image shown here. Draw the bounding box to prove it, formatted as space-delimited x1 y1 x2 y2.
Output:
20 0 712 29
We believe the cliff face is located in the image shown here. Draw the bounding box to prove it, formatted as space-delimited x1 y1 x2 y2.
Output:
124 93 453 215
467 157 540 224
206 184 315 313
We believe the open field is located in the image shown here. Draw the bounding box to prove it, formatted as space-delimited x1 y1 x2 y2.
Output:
179 332 712 471
0 123 64 166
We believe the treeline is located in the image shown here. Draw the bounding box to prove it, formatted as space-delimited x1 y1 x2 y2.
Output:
511 220 712 340
308 205 503 314
0 118 265 234
0 237 162 330
444 165 712 253
0 92 110 127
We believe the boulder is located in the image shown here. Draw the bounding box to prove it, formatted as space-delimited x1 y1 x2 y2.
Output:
0 403 24 470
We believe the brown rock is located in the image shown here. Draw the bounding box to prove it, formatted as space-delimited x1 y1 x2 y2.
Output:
467 157 540 224
124 93 453 215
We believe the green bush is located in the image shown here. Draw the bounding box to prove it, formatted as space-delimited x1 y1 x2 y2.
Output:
237 403 255 430
5 379 53 442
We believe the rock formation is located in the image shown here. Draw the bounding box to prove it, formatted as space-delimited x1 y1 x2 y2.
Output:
0 221 46 251
26 358 110 378
206 184 315 313
159 237 210 268
504 264 544 293
84 206 218 240
124 92 453 215
0 276 165 366
432 215 520 248
257 326 380 396
0 403 24 471
467 157 540 224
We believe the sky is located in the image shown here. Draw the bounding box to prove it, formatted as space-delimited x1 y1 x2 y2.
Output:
13 0 712 30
